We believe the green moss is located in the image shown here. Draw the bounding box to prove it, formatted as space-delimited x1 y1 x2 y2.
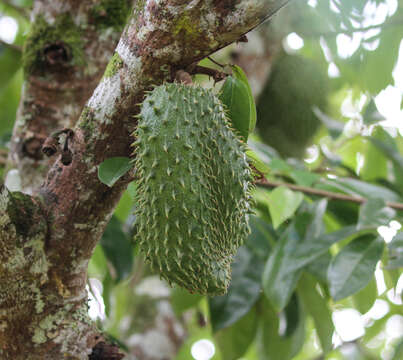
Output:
91 0 131 32
23 14 84 77
104 52 123 78
173 13 201 41
7 191 36 238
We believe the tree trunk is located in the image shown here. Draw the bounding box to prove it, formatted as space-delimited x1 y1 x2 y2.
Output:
1 1 291 358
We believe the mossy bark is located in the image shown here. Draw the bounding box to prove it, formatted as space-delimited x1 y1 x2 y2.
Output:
0 186 100 359
3 0 291 358
7 0 130 194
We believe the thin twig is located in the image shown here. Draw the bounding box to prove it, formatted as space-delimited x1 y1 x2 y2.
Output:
190 65 227 82
0 0 30 18
207 56 225 68
256 178 403 211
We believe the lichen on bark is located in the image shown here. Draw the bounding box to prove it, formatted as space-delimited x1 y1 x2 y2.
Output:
104 52 124 78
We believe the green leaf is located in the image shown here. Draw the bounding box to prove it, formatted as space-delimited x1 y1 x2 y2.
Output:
267 186 304 229
263 202 355 311
215 308 258 360
98 157 132 187
220 75 250 141
324 177 401 202
257 296 306 360
387 232 403 269
361 139 388 181
328 234 384 301
289 169 320 187
306 252 332 284
361 25 402 94
100 216 134 282
288 226 362 273
114 182 136 222
297 273 334 353
246 150 270 175
391 338 403 360
313 107 344 139
247 215 273 260
357 198 396 230
209 246 264 332
304 199 328 240
363 99 385 125
171 286 203 316
262 224 303 311
231 65 257 133
352 276 377 314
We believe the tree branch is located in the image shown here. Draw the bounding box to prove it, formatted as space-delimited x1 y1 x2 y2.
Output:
256 178 403 210
7 0 131 193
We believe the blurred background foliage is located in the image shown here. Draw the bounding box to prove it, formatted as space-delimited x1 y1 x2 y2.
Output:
1 0 403 359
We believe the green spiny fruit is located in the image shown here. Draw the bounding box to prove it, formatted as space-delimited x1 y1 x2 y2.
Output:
257 53 329 158
132 83 252 295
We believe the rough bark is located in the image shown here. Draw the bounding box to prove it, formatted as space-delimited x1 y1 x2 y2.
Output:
1 0 291 358
6 0 130 193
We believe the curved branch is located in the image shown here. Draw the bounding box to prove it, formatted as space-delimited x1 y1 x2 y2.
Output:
256 178 403 210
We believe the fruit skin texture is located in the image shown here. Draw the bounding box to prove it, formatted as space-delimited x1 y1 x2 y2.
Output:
257 54 329 158
133 83 252 295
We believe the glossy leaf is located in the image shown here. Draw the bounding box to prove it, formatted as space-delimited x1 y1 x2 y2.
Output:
328 235 384 301
98 157 132 187
352 276 377 314
246 150 270 175
100 216 134 282
232 65 257 133
220 75 251 141
171 286 203 316
267 186 304 229
297 273 334 353
287 226 361 273
210 245 264 332
361 139 388 181
263 205 358 311
215 307 258 360
357 198 396 230
363 99 385 125
387 232 403 269
247 215 273 259
306 252 332 284
324 177 401 202
262 224 302 311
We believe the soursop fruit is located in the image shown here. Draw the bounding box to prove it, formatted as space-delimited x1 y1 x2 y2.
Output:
132 83 252 295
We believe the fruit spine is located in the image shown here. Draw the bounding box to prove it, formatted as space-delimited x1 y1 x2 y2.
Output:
132 83 252 295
